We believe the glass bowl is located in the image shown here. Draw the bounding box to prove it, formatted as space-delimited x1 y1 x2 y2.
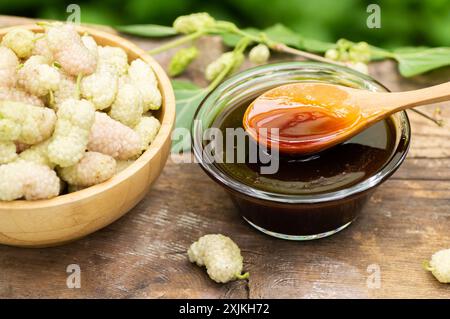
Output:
192 62 410 240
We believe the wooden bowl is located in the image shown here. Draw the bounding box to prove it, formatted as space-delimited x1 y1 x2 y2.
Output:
0 25 175 247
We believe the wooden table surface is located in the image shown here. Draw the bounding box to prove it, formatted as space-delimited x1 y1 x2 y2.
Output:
0 15 449 299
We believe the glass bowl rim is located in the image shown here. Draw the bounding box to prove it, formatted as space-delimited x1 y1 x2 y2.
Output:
192 61 411 204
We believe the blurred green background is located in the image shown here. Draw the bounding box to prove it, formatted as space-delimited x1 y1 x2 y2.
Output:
0 0 449 48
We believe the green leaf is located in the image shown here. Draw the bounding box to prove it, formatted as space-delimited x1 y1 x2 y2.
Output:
221 23 334 53
264 24 302 48
301 38 335 53
115 24 177 37
368 45 393 61
392 46 430 53
172 79 201 90
393 47 450 77
221 28 260 47
221 24 304 49
171 80 208 153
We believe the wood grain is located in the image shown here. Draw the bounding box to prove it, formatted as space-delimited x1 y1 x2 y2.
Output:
0 15 449 298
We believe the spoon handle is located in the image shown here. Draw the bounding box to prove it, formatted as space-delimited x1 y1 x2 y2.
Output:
361 81 450 121
392 81 450 109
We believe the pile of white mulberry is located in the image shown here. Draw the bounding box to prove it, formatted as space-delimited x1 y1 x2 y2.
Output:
0 23 162 201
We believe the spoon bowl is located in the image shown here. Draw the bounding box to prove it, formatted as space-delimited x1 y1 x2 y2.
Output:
244 81 450 155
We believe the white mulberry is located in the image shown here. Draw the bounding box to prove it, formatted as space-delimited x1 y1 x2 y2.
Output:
0 87 44 107
58 151 116 187
48 99 95 167
52 71 78 110
109 80 142 127
18 55 60 97
188 234 248 283
32 36 53 61
0 47 19 87
0 141 17 164
134 116 160 151
81 34 98 58
81 70 118 110
97 46 128 76
1 28 35 59
19 139 54 168
0 160 60 201
88 112 141 160
0 118 21 141
46 24 97 76
0 101 56 145
128 59 162 112
425 248 450 283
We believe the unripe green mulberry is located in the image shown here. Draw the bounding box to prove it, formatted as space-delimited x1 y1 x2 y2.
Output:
249 44 270 64
169 46 198 77
81 69 118 110
0 101 56 145
58 151 116 187
109 79 143 127
127 59 161 112
345 61 369 74
48 99 95 167
97 46 128 76
173 12 216 34
349 42 371 64
134 116 161 151
88 112 141 160
0 47 19 87
205 51 244 82
1 28 35 59
0 141 17 164
424 248 450 283
46 24 97 76
326 40 371 64
325 48 340 61
336 38 353 52
0 160 60 201
188 234 248 283
18 55 60 97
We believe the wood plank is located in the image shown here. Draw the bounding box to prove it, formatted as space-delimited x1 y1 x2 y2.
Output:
1 158 449 298
247 177 450 298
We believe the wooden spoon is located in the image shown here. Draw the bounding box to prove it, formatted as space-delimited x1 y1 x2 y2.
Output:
243 82 450 155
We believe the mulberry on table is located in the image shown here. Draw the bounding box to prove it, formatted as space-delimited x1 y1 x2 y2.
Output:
0 23 162 201
188 234 249 283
